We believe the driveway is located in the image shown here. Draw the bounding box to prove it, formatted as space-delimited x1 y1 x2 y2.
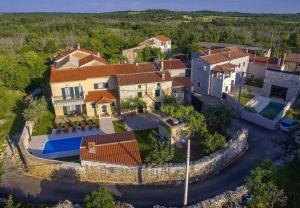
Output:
99 118 115 134
0 120 284 207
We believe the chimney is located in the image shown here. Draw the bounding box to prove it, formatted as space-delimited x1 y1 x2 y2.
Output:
77 43 80 50
162 71 166 81
161 60 164 71
87 142 96 154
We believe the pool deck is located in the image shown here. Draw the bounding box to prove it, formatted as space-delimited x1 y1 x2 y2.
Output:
29 128 103 159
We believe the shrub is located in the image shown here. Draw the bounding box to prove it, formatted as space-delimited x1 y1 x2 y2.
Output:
22 97 47 122
201 132 226 155
145 140 174 165
84 188 115 208
245 77 264 88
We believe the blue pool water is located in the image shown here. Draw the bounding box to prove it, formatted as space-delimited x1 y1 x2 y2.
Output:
259 101 284 120
43 137 82 154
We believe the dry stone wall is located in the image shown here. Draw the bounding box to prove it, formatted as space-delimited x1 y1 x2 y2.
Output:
19 122 248 184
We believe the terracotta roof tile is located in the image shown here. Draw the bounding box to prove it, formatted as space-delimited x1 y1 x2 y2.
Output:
80 132 142 166
154 35 170 42
285 54 300 63
79 55 108 66
85 90 118 103
54 48 97 61
50 63 156 83
201 47 249 64
163 59 186 70
116 71 171 86
172 77 193 87
212 63 236 73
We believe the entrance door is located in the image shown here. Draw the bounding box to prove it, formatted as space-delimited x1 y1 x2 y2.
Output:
101 105 108 117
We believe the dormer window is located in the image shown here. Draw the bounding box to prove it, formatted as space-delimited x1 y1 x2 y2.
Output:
138 85 141 89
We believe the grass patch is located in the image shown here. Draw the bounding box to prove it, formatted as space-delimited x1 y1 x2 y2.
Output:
235 91 255 106
245 77 264 88
112 120 126 133
32 107 55 136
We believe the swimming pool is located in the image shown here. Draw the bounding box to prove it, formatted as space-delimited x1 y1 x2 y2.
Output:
43 137 82 154
259 101 284 120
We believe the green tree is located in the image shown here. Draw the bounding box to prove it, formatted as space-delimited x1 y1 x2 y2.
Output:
246 160 287 208
84 188 115 208
4 195 21 208
136 46 163 62
163 94 177 106
23 97 47 122
205 104 233 133
201 132 226 155
145 133 174 165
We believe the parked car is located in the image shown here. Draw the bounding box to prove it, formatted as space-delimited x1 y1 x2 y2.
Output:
279 118 298 133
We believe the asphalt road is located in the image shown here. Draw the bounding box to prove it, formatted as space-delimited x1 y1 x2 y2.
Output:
0 120 284 207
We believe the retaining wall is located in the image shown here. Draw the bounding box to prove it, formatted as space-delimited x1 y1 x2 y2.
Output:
19 121 248 184
225 95 296 130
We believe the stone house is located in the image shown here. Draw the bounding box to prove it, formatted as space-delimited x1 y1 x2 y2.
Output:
116 70 173 111
159 59 193 104
262 68 300 101
122 35 171 63
191 47 249 99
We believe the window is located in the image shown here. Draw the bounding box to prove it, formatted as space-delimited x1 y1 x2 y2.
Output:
243 62 246 67
197 82 201 88
161 42 164 46
238 63 241 68
61 87 74 99
74 86 83 98
155 89 161 97
94 82 107 89
138 85 141 89
157 83 161 88
225 72 231 78
225 86 228 92
138 92 143 98
111 101 116 107
91 103 96 108
101 105 107 113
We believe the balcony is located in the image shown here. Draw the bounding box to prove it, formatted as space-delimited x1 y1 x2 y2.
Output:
52 95 85 107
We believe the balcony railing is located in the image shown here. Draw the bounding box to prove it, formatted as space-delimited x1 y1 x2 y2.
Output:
52 95 85 107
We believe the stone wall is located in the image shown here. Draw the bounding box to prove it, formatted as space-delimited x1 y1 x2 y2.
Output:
154 186 248 208
19 122 248 184
18 121 63 179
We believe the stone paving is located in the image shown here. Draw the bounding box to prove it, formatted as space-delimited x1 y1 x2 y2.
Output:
122 113 159 131
99 117 115 134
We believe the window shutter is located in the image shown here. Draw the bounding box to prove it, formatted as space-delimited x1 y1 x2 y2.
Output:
61 88 66 99
70 87 74 98
74 87 79 98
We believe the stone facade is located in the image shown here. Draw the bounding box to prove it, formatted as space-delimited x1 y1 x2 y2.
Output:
262 69 300 101
19 122 248 184
154 186 248 208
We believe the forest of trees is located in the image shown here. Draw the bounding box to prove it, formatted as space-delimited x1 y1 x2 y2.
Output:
0 10 300 92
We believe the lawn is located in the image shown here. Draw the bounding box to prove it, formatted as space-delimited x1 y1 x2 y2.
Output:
32 107 55 136
112 120 126 133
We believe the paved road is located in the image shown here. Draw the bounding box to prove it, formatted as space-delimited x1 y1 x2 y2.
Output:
0 120 284 207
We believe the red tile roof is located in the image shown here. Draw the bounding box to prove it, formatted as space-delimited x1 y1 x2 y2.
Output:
116 71 171 86
54 48 97 61
172 77 193 87
79 54 108 66
285 53 300 63
154 35 170 42
212 63 236 73
50 63 156 83
163 59 186 70
85 90 118 104
201 47 249 64
80 131 142 166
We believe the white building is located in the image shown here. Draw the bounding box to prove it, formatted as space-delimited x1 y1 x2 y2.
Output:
191 47 250 99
